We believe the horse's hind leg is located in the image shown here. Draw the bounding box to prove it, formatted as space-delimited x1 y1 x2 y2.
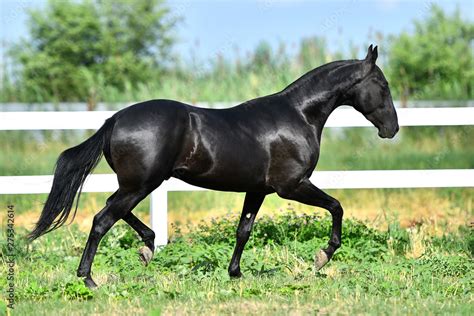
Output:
94 191 156 261
277 178 343 271
77 188 150 288
123 212 155 266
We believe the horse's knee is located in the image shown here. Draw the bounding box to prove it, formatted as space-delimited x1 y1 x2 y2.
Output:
329 200 343 218
90 213 111 238
236 224 252 242
90 218 101 238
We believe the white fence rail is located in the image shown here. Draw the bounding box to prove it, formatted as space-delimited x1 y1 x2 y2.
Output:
1 107 474 130
1 106 473 246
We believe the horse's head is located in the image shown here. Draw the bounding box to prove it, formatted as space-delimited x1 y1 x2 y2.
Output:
348 45 399 139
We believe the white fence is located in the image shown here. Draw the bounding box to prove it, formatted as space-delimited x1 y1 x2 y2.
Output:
1 106 474 246
2 107 474 130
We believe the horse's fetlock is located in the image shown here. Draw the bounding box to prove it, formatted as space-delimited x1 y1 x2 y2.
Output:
329 240 341 249
228 265 242 278
77 268 88 278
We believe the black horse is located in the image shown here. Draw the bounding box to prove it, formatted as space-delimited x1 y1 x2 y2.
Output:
29 45 399 288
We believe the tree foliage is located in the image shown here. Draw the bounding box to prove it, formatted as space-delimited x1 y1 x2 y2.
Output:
387 5 474 105
9 0 177 107
3 3 472 104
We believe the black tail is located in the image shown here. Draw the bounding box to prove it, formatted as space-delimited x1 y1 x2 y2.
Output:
28 117 115 241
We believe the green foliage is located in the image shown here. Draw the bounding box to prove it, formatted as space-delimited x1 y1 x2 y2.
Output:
3 4 471 104
0 301 6 315
63 281 94 300
387 5 474 103
6 0 177 105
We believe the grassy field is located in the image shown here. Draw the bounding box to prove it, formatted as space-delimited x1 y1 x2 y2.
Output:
0 212 472 315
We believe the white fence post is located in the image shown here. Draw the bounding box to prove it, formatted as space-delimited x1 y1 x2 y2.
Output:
150 187 168 247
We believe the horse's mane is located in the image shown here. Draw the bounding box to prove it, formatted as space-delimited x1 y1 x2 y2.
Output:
282 59 360 94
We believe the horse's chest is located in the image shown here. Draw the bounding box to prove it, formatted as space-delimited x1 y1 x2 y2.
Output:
265 133 319 185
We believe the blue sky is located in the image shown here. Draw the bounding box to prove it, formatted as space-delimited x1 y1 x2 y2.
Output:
1 0 473 62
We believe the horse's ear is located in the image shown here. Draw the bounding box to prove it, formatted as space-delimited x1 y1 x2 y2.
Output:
365 45 378 64
362 45 377 76
372 46 378 62
366 44 373 58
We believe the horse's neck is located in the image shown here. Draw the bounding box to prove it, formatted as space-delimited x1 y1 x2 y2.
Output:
280 60 369 138
281 66 353 130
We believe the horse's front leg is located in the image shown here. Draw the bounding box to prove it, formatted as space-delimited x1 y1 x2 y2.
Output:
277 178 343 270
228 192 266 278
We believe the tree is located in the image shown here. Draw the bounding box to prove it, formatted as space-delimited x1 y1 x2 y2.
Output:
387 5 474 106
10 0 178 107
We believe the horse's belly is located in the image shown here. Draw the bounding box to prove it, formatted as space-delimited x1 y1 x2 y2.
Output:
172 150 269 192
171 160 268 192
173 175 261 192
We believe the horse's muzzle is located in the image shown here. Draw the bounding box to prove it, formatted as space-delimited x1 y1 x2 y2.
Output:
378 124 399 139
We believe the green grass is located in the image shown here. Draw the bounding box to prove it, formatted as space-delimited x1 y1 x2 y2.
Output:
1 213 472 315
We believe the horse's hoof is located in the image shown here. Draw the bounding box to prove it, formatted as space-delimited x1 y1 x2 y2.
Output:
84 277 98 289
139 246 153 266
229 270 243 279
315 249 329 271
